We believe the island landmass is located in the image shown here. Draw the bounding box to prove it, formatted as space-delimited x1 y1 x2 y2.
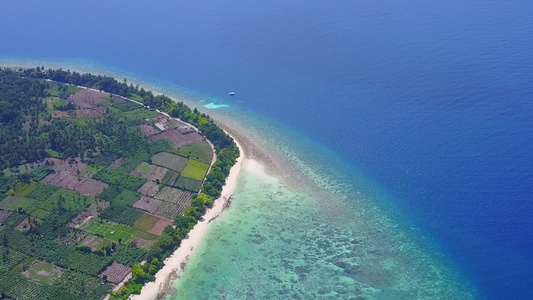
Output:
0 67 240 300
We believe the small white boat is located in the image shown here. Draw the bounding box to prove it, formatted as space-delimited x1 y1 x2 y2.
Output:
228 91 236 96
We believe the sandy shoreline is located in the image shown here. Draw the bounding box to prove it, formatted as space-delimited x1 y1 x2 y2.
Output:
131 136 244 300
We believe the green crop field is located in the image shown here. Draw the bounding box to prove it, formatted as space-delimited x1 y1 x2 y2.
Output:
85 219 137 242
174 176 203 192
34 189 93 214
27 184 59 202
121 108 159 121
181 160 209 180
23 261 63 284
151 152 188 172
94 168 147 190
112 189 141 206
174 141 213 164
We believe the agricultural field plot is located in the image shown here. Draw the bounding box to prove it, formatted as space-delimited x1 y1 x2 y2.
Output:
60 250 111 276
148 129 204 148
0 196 49 219
161 169 174 185
15 216 39 232
155 186 193 205
43 96 68 112
0 176 18 193
35 157 87 174
138 181 160 197
0 210 13 224
148 139 175 155
174 140 213 164
85 219 137 243
132 196 162 213
154 201 187 220
94 168 147 190
69 89 107 109
100 205 142 227
149 218 174 236
33 188 93 214
76 107 105 117
21 260 63 284
111 100 140 112
121 108 159 121
111 190 141 206
27 184 59 201
151 152 188 172
133 162 155 177
79 234 104 251
109 157 123 169
52 110 70 118
41 172 109 197
181 160 209 180
174 176 203 192
139 124 160 137
0 247 29 271
133 213 160 232
97 185 123 201
57 230 84 247
99 262 131 284
67 211 95 228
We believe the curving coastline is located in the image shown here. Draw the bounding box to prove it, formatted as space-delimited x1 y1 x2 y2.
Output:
131 136 244 300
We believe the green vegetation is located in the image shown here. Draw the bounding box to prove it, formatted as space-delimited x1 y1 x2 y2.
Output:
98 185 123 201
27 184 59 202
23 261 63 284
85 220 137 242
161 169 174 185
94 168 147 190
174 176 203 192
174 141 213 164
0 67 239 300
112 189 141 206
181 159 209 180
61 250 111 276
100 204 142 226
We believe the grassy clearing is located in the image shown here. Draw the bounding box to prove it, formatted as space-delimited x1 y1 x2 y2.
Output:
181 160 209 180
134 162 154 175
23 261 62 284
43 96 68 112
174 141 213 164
13 182 40 197
45 148 61 158
85 219 137 242
134 213 160 232
121 109 159 121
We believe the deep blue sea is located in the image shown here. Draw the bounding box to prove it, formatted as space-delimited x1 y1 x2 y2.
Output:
1 1 533 299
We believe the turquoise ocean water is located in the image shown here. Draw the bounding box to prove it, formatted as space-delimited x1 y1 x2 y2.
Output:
1 0 532 298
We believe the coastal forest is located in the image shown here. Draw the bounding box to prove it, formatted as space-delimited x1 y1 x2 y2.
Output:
0 67 239 300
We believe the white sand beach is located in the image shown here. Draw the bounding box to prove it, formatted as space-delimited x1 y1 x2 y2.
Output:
131 137 244 300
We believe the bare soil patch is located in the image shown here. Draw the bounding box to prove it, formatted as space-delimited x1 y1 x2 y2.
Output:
36 158 87 174
138 181 160 197
149 218 173 236
132 196 162 214
15 216 38 232
69 89 107 108
0 209 13 224
139 124 160 137
99 262 131 284
41 172 108 196
68 210 95 228
52 110 70 118
109 157 123 169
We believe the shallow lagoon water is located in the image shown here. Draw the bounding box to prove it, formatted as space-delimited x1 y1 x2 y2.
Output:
171 159 473 299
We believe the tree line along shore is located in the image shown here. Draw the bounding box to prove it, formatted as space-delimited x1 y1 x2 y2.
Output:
0 67 239 300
